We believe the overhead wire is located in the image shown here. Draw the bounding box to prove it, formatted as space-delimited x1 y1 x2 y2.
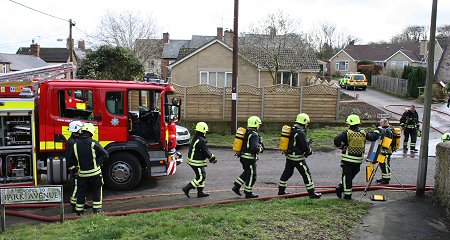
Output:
8 0 69 23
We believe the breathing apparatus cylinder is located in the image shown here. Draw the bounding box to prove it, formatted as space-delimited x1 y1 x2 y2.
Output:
376 132 393 164
279 125 291 152
233 127 247 152
392 128 401 150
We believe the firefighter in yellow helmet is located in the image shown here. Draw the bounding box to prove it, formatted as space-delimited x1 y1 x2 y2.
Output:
278 113 321 198
442 132 450 142
334 115 380 200
182 122 216 198
375 118 395 185
232 116 263 198
67 123 109 215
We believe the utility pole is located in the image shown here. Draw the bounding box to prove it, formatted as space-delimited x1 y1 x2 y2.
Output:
68 19 75 79
231 0 239 134
416 0 438 196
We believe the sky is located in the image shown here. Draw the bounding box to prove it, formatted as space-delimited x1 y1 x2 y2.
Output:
1 0 450 54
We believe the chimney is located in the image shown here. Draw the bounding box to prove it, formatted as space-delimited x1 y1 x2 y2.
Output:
163 32 170 43
78 40 85 50
419 40 428 56
30 42 40 57
224 29 233 46
216 27 223 40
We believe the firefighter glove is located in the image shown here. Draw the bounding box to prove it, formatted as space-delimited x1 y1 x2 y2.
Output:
258 145 264 153
305 147 313 157
209 155 217 164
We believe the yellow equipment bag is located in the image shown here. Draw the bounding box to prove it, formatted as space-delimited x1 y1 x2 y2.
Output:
392 128 401 150
233 127 247 152
279 125 291 151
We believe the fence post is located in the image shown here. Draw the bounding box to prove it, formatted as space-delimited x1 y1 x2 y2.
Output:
336 87 340 120
223 86 226 119
261 87 264 120
299 86 303 113
183 86 187 119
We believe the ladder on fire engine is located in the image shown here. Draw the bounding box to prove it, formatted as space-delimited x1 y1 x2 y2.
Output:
0 63 75 83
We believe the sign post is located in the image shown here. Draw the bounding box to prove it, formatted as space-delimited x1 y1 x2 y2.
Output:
0 186 63 231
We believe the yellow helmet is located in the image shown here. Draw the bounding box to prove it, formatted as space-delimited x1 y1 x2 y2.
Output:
295 113 310 125
346 114 361 126
247 116 262 128
82 123 96 136
442 132 450 142
195 122 209 133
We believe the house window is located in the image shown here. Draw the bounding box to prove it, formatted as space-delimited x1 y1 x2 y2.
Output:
1 64 6 73
336 61 348 71
199 71 232 87
391 61 409 69
276 72 299 86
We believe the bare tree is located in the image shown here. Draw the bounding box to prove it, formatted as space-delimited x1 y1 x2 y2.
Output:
240 11 313 84
437 24 450 37
391 25 428 43
90 10 162 76
307 21 359 60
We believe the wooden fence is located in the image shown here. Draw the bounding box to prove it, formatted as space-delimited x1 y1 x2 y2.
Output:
172 84 340 122
371 75 408 97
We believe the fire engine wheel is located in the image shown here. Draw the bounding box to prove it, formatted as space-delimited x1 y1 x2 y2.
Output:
103 153 142 191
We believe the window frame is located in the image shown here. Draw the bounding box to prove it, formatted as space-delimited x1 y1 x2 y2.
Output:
336 61 349 71
199 71 232 87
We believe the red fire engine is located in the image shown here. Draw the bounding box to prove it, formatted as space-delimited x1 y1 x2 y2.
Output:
0 63 182 190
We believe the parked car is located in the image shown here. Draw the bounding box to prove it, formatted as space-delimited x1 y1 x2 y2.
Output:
176 125 191 146
339 73 368 90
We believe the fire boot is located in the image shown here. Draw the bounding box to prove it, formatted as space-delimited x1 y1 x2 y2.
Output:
245 192 259 199
343 194 352 200
232 184 242 196
278 186 291 195
71 204 77 213
182 183 194 198
307 189 322 199
410 148 418 153
93 208 103 214
197 187 210 198
336 184 343 199
376 178 390 184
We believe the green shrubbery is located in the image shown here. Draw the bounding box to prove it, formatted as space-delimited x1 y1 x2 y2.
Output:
406 66 426 98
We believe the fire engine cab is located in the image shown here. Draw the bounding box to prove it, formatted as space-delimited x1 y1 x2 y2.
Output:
0 63 182 190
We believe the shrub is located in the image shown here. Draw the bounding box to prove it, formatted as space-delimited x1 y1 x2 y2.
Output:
406 66 426 98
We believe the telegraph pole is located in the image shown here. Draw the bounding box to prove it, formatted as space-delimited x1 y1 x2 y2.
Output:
416 0 438 196
231 0 239 134
68 19 75 79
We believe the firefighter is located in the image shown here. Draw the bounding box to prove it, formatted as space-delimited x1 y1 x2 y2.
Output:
400 105 420 152
67 123 109 215
232 116 263 198
182 122 217 198
442 132 450 142
375 118 395 185
278 113 321 198
65 120 89 212
334 114 380 200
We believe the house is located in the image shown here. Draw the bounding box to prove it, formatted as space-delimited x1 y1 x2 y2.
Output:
435 36 450 84
0 53 47 73
134 38 164 78
167 28 319 87
16 40 87 66
328 41 444 76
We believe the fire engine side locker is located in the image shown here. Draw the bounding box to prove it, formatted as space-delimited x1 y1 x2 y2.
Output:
0 98 37 186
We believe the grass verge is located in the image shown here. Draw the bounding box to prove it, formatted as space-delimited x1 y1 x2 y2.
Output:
0 198 368 240
207 126 344 152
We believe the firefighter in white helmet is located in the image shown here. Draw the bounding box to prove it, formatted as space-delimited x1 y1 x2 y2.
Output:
66 120 91 212
182 122 217 198
232 116 264 198
67 123 109 215
278 113 321 198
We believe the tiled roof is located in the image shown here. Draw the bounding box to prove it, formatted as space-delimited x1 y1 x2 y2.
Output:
16 47 70 63
0 53 47 71
342 43 422 62
162 36 215 59
437 36 449 51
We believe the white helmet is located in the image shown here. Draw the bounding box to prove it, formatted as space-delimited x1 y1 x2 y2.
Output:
68 121 84 133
